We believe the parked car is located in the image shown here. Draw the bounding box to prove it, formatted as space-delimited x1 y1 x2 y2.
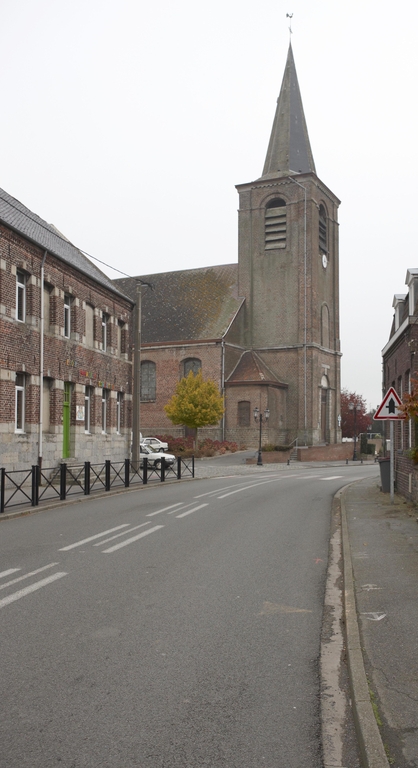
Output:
141 437 169 451
139 444 175 469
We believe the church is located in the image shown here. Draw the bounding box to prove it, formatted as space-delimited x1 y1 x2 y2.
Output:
115 44 342 448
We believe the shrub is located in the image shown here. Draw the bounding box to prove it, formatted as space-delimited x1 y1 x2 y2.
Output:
152 435 240 457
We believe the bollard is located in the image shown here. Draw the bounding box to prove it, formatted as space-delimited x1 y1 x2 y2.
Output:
31 465 39 507
143 458 148 485
60 463 67 500
0 468 5 514
105 460 111 491
124 458 130 487
177 456 181 480
84 462 91 495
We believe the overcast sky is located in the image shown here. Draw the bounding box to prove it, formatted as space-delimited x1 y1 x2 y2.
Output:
1 0 416 411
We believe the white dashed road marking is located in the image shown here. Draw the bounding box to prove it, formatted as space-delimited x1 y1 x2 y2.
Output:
102 525 164 553
0 572 68 610
0 563 60 591
59 525 131 550
175 504 208 518
0 568 21 580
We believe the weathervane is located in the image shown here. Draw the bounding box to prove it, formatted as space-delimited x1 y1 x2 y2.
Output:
286 13 293 38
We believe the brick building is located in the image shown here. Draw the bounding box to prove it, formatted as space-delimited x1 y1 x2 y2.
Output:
116 44 342 447
382 269 418 499
0 188 134 471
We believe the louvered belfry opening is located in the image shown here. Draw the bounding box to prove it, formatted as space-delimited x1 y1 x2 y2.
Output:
265 198 286 250
319 204 327 253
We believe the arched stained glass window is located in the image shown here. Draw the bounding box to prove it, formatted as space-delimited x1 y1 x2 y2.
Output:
141 361 156 401
183 358 201 377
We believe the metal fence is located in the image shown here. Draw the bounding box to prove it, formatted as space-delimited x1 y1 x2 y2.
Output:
0 456 194 514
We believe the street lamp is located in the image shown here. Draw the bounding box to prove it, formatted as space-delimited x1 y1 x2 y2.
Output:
254 406 270 466
348 402 359 461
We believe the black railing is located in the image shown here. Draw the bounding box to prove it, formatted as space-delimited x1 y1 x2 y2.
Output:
0 456 194 514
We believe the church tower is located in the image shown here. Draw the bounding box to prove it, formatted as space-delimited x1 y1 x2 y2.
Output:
236 44 341 445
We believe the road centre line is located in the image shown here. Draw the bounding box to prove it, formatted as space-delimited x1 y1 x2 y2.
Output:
59 525 131 551
146 503 184 517
102 525 164 553
217 477 286 499
0 568 20 580
175 504 209 518
0 572 68 610
93 522 151 546
0 563 60 591
194 476 283 499
322 476 344 481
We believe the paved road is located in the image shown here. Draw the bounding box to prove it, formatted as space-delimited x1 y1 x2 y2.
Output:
0 463 377 767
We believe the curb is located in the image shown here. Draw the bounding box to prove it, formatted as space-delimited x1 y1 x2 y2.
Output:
340 484 389 768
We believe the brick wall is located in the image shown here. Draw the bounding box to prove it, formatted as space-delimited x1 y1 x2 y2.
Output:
0 222 134 470
297 443 353 461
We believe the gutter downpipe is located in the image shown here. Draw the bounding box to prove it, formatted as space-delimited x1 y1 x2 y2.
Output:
39 250 48 471
288 176 307 444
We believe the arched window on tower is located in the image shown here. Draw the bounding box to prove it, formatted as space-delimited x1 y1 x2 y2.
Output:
321 304 330 348
319 204 327 254
265 198 286 250
183 358 201 377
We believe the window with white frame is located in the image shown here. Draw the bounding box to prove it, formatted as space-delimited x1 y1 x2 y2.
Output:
85 304 94 347
85 386 93 433
117 320 125 355
64 294 71 338
102 312 109 351
42 378 52 432
16 270 26 322
116 392 123 433
102 388 109 433
15 373 25 432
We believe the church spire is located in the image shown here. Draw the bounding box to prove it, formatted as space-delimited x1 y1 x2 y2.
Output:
261 43 316 178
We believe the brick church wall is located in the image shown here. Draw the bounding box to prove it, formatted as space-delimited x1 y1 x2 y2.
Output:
139 342 224 439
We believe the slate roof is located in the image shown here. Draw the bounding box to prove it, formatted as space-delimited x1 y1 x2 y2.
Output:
226 350 287 387
261 43 316 178
114 264 243 345
0 187 131 302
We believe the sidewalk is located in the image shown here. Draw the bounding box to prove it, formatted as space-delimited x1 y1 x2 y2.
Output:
341 476 418 768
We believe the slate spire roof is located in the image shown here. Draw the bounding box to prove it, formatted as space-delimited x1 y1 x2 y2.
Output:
261 43 316 178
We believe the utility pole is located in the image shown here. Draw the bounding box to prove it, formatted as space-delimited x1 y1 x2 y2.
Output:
131 281 142 467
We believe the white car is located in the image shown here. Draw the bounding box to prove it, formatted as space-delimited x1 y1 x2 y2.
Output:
141 437 169 451
139 444 175 469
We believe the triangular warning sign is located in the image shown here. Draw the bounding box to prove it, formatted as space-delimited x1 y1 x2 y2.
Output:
374 387 405 420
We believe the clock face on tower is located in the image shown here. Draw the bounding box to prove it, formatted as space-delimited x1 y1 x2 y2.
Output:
322 253 328 269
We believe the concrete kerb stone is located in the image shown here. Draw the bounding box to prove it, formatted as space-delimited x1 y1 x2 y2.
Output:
339 484 390 768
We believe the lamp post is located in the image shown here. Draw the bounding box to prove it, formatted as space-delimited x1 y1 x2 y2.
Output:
254 406 270 466
348 402 359 461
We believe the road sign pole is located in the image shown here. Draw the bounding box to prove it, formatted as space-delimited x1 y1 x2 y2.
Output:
390 420 394 504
